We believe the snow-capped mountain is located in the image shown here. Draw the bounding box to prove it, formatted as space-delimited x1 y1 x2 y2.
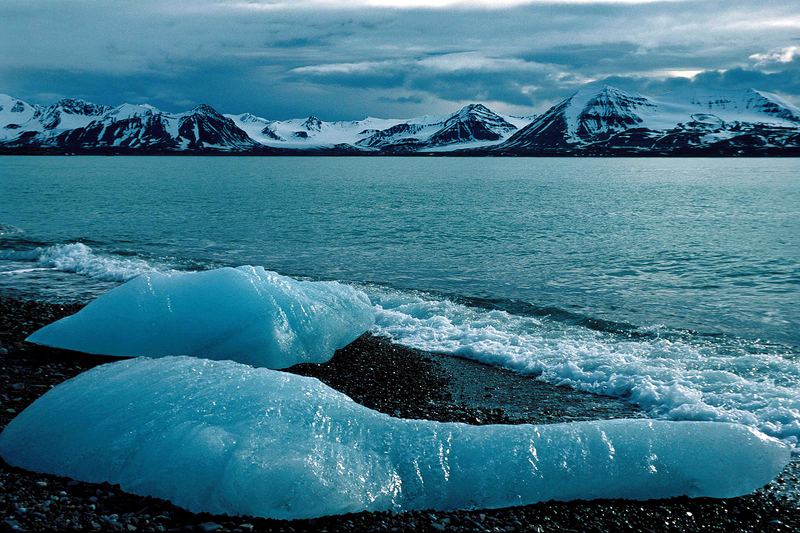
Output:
226 104 524 151
1 86 798 155
0 96 258 152
428 104 519 146
0 96 112 145
497 85 800 155
226 112 403 149
356 104 522 151
0 94 38 126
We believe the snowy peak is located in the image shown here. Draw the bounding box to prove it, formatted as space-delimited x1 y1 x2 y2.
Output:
498 98 573 150
427 103 518 147
225 113 286 143
39 98 111 131
749 90 800 123
301 116 323 132
1 86 797 155
186 103 225 119
494 85 654 151
104 103 159 121
356 120 440 149
499 85 800 154
501 84 800 152
356 103 519 150
174 105 256 150
0 94 36 115
235 113 265 125
0 96 257 152
568 86 655 140
453 103 492 119
670 88 800 124
51 98 109 116
228 114 410 148
225 105 522 150
0 94 39 135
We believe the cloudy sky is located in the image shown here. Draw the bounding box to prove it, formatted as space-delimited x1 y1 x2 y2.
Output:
1 0 798 119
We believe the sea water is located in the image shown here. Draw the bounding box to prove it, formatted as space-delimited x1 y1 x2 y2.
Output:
1 156 798 441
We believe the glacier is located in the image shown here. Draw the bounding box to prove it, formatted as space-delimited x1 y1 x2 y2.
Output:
26 266 374 368
0 356 789 520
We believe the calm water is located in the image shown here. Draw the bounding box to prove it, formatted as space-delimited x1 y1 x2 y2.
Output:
1 156 797 344
1 156 799 440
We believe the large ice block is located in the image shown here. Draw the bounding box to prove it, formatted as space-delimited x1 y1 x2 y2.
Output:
26 266 374 368
0 357 789 519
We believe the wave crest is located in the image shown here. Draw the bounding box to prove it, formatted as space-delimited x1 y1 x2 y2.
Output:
1 242 159 282
368 288 800 444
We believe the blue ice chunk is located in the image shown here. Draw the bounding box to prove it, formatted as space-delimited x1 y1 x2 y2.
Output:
26 267 374 368
0 357 789 519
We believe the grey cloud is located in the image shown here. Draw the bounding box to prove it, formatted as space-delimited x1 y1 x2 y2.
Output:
1 0 798 118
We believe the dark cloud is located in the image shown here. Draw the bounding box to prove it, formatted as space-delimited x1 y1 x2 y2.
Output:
1 0 798 119
378 94 425 104
596 58 800 98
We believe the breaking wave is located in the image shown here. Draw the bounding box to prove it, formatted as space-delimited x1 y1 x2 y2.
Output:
1 241 798 443
0 242 161 282
367 287 800 444
0 224 24 237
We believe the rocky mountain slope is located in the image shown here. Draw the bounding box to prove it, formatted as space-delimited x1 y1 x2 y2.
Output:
1 85 798 155
0 97 258 152
494 86 800 155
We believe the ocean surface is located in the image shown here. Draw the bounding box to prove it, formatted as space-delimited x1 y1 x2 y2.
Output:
1 156 798 442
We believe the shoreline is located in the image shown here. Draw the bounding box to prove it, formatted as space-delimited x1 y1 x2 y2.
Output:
1 296 798 531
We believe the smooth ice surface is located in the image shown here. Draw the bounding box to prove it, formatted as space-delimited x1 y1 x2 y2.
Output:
0 357 790 520
27 267 374 368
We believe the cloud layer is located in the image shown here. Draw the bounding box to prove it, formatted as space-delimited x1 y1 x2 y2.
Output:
1 0 798 119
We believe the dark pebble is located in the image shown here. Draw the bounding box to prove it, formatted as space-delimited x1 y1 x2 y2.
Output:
0 296 798 532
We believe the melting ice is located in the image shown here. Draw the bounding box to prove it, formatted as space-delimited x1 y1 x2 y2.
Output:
27 266 374 368
0 357 789 520
21 263 800 442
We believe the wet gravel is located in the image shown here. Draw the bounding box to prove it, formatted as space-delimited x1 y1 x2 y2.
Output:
1 296 798 531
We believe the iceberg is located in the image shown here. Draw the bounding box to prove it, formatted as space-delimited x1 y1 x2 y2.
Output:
26 267 374 368
0 357 789 520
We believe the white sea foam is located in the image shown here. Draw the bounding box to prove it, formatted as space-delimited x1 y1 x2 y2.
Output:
0 267 54 275
0 243 157 282
368 288 800 443
5 244 799 444
0 357 789 519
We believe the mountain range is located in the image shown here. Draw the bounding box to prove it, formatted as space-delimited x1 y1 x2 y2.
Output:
1 85 798 155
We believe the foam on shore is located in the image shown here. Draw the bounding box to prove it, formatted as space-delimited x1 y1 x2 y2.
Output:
368 288 800 443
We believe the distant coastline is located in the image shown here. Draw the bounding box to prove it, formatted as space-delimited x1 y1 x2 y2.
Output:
2 86 799 157
2 149 799 157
